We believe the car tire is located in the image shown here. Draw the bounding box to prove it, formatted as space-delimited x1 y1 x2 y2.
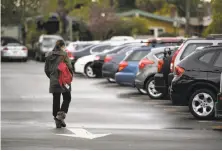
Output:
84 63 96 78
137 88 147 95
23 58 28 62
145 77 164 99
39 54 45 62
189 89 215 120
107 78 116 83
35 52 39 61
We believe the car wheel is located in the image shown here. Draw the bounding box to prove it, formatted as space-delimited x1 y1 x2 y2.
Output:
23 58 28 62
84 63 96 78
146 77 163 99
39 54 45 62
107 78 116 83
35 52 39 61
189 89 215 120
137 88 147 95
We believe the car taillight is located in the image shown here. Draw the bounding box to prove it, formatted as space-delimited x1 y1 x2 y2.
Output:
22 47 28 51
95 56 100 61
104 56 112 63
170 43 184 72
118 61 128 71
175 66 185 76
67 51 74 60
138 58 154 69
3 47 8 51
157 59 164 72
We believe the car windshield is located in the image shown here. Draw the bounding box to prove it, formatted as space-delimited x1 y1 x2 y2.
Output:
6 43 21 46
42 38 58 48
1 38 21 46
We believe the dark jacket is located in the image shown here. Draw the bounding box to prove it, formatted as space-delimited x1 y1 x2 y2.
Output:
44 49 73 93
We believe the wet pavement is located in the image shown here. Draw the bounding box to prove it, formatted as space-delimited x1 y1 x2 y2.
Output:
1 60 222 150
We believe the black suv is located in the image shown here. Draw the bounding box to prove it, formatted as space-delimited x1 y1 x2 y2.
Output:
170 46 222 119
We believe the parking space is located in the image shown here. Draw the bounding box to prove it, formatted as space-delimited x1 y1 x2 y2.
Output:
1 60 222 150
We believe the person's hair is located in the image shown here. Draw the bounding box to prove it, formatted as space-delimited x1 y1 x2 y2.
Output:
55 40 65 50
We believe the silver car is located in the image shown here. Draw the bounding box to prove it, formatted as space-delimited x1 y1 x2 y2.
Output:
135 46 179 98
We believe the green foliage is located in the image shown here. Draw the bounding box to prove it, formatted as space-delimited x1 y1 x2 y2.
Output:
117 0 136 11
26 22 46 45
166 0 203 17
203 0 222 36
113 17 150 37
1 0 41 25
136 0 167 13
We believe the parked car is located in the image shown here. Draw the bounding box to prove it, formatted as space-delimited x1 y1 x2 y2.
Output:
66 41 100 53
170 45 222 119
215 72 222 118
102 44 143 83
91 43 144 77
34 35 64 62
74 42 125 78
115 46 152 87
1 36 28 61
154 45 183 97
135 46 179 97
70 44 97 72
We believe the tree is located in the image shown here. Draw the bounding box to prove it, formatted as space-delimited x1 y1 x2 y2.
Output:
117 0 136 11
1 0 41 25
203 0 222 35
166 0 204 17
136 0 167 13
88 3 120 40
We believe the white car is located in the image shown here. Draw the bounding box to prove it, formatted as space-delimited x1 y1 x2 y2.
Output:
1 37 28 61
74 41 126 77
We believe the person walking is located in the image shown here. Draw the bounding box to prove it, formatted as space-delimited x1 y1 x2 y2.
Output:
44 40 73 128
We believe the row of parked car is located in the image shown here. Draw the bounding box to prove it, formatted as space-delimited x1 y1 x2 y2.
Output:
66 35 222 120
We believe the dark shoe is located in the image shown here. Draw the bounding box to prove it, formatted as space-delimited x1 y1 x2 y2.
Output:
56 111 66 127
54 117 62 128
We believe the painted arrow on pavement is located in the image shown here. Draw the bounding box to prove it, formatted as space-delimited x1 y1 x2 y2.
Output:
56 128 111 139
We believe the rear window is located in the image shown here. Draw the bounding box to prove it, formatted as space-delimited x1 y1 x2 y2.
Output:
106 46 126 54
155 52 164 59
125 50 149 61
91 45 115 53
155 47 178 59
181 43 213 60
76 44 92 50
214 52 222 68
199 52 215 64
1 38 21 46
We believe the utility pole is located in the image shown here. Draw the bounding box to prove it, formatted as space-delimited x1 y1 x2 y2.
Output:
185 0 190 36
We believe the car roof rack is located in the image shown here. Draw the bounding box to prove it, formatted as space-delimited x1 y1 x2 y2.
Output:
206 34 222 40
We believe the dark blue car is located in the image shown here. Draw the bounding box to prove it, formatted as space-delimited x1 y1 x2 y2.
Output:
102 44 142 83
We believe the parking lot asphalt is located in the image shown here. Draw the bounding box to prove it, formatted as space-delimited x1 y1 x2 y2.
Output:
1 60 222 150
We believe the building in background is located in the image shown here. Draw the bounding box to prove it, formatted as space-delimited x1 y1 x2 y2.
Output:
116 9 185 38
